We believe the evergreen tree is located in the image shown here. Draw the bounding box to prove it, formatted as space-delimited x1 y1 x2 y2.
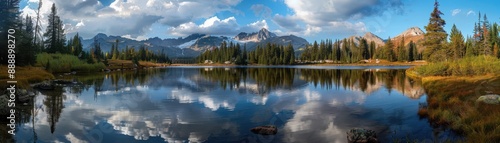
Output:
43 3 66 53
380 37 396 62
465 37 476 57
0 0 21 65
473 12 483 42
481 14 492 56
397 36 407 61
369 41 376 59
360 39 369 59
113 39 120 59
449 24 465 60
408 41 417 61
17 15 37 66
423 0 448 62
92 38 102 62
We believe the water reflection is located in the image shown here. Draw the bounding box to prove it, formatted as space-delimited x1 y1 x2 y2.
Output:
7 67 458 143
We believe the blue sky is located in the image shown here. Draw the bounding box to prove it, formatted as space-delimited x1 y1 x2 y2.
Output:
19 0 500 42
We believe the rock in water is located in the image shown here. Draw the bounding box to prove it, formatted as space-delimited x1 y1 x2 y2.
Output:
476 94 500 105
34 80 55 90
347 128 378 143
251 125 277 135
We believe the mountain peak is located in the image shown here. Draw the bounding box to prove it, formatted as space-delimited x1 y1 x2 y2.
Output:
395 27 424 38
235 28 277 42
363 32 385 47
94 33 108 39
364 32 378 38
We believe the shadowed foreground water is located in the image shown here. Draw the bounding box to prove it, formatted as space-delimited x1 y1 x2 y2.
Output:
6 66 461 143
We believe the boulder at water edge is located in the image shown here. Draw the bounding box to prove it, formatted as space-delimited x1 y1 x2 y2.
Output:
476 94 500 105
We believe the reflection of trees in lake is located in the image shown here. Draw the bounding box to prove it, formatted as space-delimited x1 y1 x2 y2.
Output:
67 69 167 95
199 68 296 89
199 68 425 98
66 68 424 100
41 88 66 133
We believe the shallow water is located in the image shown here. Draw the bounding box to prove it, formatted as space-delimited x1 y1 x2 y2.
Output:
8 66 461 143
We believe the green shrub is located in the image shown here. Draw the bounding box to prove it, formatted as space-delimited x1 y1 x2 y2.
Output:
36 53 106 73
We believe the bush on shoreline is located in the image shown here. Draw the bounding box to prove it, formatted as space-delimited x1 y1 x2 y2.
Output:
413 56 500 76
36 53 106 73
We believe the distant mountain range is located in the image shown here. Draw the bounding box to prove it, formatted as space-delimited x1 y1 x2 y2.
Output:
81 27 426 58
82 28 309 58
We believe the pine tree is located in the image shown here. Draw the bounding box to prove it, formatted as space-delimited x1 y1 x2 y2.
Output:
0 0 21 65
481 14 492 56
408 41 416 61
382 37 396 62
44 3 66 53
92 38 102 62
465 37 476 57
397 36 407 61
71 33 83 57
17 15 37 66
360 39 369 59
423 0 448 62
369 41 376 59
449 24 465 60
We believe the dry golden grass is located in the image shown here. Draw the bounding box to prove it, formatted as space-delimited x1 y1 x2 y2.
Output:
0 66 54 89
422 75 500 142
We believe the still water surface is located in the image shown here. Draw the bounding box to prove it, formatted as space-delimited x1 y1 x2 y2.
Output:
12 66 460 142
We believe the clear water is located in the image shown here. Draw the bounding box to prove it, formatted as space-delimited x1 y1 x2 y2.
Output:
8 66 461 143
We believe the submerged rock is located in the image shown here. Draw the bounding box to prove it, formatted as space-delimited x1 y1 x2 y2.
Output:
18 89 36 103
33 80 55 90
251 125 277 135
346 128 378 143
476 94 500 105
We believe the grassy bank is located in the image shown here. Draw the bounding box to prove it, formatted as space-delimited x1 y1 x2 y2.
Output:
0 66 54 89
36 53 106 73
421 76 500 142
37 53 169 73
408 56 500 142
411 56 500 76
107 59 169 69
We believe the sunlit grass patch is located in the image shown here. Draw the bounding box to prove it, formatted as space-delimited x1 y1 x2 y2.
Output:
0 66 54 89
422 76 500 142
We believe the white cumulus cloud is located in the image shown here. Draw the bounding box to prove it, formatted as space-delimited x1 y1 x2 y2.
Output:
20 0 244 39
169 16 269 36
275 0 402 38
